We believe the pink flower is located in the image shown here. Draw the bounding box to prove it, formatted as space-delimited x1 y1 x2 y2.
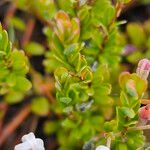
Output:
136 59 150 80
139 104 150 121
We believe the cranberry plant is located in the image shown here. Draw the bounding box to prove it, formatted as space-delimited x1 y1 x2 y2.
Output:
0 0 150 150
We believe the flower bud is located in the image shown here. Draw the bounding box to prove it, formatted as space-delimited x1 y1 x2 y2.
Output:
95 145 110 150
136 59 150 80
123 44 136 56
139 104 150 121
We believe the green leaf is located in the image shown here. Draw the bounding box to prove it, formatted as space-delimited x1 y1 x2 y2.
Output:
80 66 93 83
104 120 117 132
64 43 78 56
127 51 142 64
103 5 115 26
0 24 30 96
13 76 32 92
6 73 16 87
119 72 130 89
59 97 72 105
57 0 74 16
0 30 8 52
120 91 129 106
131 73 147 97
119 107 135 118
70 18 80 43
25 42 45 56
125 79 138 98
121 107 135 118
10 17 26 31
0 51 6 56
11 50 29 74
15 0 26 8
31 97 50 116
92 0 115 26
78 5 90 24
43 121 58 135
127 23 146 47
62 118 76 129
5 41 12 55
43 27 53 40
116 143 128 150
55 67 69 84
116 107 136 129
91 29 103 47
0 68 9 80
94 83 112 95
126 130 144 149
4 91 24 104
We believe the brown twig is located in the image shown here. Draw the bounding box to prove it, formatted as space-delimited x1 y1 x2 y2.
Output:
87 0 94 5
21 18 35 47
140 99 150 105
0 0 12 6
0 102 8 110
44 89 55 103
0 102 8 133
122 0 137 13
29 116 38 132
0 105 30 146
129 125 150 131
3 3 16 28
109 2 124 27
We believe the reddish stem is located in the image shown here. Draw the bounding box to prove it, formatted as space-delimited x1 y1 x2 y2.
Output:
21 18 35 47
29 116 38 132
129 125 150 131
0 105 30 146
0 102 8 110
141 99 150 105
122 0 137 12
108 2 123 28
41 84 55 103
3 3 16 28
0 103 8 133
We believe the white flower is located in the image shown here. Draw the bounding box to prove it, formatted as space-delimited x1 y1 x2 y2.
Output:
95 145 110 150
14 132 45 150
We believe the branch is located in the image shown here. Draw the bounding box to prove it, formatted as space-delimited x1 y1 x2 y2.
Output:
0 0 12 6
0 102 8 133
109 2 124 27
0 105 30 146
3 3 16 28
0 102 8 110
21 18 35 47
140 99 150 105
129 125 150 131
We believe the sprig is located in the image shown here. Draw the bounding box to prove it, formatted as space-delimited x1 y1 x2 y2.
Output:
0 24 31 103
